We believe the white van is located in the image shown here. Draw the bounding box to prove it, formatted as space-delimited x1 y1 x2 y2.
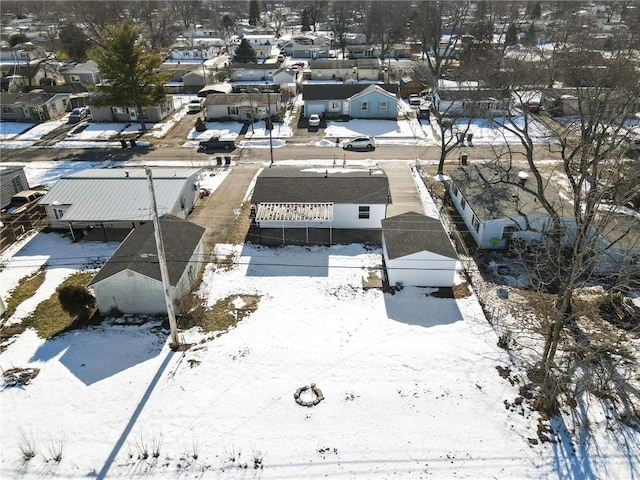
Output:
188 98 204 113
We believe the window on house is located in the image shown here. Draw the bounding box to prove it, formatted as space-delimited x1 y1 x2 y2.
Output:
2 106 13 114
228 106 239 115
12 176 23 192
70 75 80 82
471 214 480 232
380 101 387 111
329 100 340 111
358 206 370 219
53 208 64 220
361 101 368 111
452 184 459 197
111 107 125 114
460 196 466 210
502 225 520 239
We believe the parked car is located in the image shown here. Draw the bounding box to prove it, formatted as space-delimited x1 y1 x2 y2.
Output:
409 94 422 107
308 114 321 127
68 107 90 124
198 136 236 151
188 98 204 113
343 136 376 151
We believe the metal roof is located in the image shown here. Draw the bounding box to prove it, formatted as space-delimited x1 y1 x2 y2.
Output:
39 167 201 223
256 202 333 222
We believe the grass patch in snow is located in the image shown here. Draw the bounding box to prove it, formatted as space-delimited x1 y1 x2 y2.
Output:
228 201 253 245
21 272 96 338
3 270 46 320
179 294 260 334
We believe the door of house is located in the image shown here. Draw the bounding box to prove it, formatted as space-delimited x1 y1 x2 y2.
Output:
128 107 137 120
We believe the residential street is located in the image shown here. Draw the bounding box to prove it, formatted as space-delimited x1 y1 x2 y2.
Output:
0 142 562 165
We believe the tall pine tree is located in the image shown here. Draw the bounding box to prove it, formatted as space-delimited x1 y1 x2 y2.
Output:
249 0 260 26
89 19 170 133
233 38 258 63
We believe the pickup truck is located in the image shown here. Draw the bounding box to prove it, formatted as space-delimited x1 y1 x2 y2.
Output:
198 136 236 151
1 190 46 216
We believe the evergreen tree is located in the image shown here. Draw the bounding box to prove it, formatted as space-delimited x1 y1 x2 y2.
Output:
88 19 171 132
531 2 541 20
523 22 537 47
59 23 90 62
505 23 519 45
233 38 258 63
249 0 260 26
301 7 311 32
9 33 28 46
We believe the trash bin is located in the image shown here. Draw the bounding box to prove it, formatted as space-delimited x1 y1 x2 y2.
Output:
120 139 128 149
216 156 223 166
457 132 465 144
467 133 474 143
224 155 231 166
129 139 136 148
460 152 468 165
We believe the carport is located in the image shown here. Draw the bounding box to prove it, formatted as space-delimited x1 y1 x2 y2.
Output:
255 202 334 244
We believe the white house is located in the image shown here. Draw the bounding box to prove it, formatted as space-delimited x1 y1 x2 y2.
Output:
250 167 390 245
449 164 640 277
88 215 205 315
448 164 563 250
382 212 459 287
433 88 512 117
203 92 280 122
38 167 202 239
233 34 276 59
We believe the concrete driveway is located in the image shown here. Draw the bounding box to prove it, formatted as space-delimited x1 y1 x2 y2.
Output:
381 161 424 217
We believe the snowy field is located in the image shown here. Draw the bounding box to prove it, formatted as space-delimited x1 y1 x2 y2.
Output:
0 159 638 479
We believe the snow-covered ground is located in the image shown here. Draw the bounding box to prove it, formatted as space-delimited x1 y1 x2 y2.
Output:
0 159 638 479
0 93 558 151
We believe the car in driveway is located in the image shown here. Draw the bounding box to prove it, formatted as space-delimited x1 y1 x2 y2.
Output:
308 114 321 128
68 107 90 124
187 98 204 113
343 136 376 151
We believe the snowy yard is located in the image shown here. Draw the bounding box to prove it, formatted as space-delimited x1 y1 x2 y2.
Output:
0 158 638 479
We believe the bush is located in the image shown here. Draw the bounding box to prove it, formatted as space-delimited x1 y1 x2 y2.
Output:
58 285 96 320
194 116 207 132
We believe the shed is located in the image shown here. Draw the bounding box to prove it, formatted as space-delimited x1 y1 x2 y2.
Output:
88 215 205 315
382 212 459 287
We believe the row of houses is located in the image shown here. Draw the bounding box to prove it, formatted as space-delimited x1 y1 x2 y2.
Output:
25 166 459 316
20 162 637 318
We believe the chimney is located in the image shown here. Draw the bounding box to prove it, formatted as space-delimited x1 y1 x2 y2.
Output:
517 171 529 186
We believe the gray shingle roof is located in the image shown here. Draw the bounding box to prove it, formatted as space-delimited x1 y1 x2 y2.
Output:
303 83 398 100
382 212 458 260
252 167 390 204
88 215 204 286
448 164 565 222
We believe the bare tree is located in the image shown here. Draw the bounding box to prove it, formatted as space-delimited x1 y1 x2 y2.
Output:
366 0 409 65
330 1 357 58
170 0 202 30
413 0 471 84
484 45 640 414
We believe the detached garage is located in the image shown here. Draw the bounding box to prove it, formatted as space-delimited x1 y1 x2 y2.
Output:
89 215 205 315
382 212 459 287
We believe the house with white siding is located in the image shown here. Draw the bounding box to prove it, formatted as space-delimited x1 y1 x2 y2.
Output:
88 215 205 315
250 167 390 245
38 167 202 240
382 212 459 288
308 59 380 82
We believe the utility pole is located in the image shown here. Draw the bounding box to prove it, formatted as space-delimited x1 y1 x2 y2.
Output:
145 167 181 348
267 88 274 167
